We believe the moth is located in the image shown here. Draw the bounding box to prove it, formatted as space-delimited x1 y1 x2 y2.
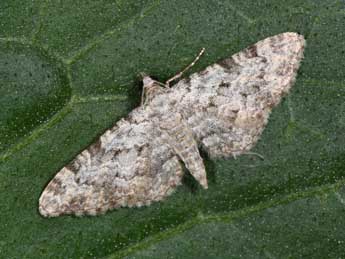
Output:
39 32 305 217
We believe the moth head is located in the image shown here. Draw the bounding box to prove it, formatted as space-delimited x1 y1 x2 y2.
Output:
139 72 154 88
139 72 166 105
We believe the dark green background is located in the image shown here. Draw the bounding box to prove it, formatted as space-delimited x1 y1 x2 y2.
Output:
0 0 344 258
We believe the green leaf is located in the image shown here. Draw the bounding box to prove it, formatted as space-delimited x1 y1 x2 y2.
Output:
0 0 344 258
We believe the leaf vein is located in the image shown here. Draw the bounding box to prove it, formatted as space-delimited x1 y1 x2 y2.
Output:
111 179 345 259
65 0 162 65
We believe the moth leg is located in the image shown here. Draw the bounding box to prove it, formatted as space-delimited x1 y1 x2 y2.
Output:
165 48 205 88
242 151 265 160
141 88 145 106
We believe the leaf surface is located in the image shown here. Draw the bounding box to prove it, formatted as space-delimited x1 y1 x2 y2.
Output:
0 0 344 258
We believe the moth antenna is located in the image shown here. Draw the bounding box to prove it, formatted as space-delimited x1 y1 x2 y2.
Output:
165 48 205 88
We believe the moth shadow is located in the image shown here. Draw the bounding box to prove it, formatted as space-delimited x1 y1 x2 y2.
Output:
126 74 147 107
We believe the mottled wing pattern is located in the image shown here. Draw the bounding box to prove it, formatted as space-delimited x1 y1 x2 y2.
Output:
156 111 207 188
39 32 305 217
39 107 183 217
170 32 305 158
